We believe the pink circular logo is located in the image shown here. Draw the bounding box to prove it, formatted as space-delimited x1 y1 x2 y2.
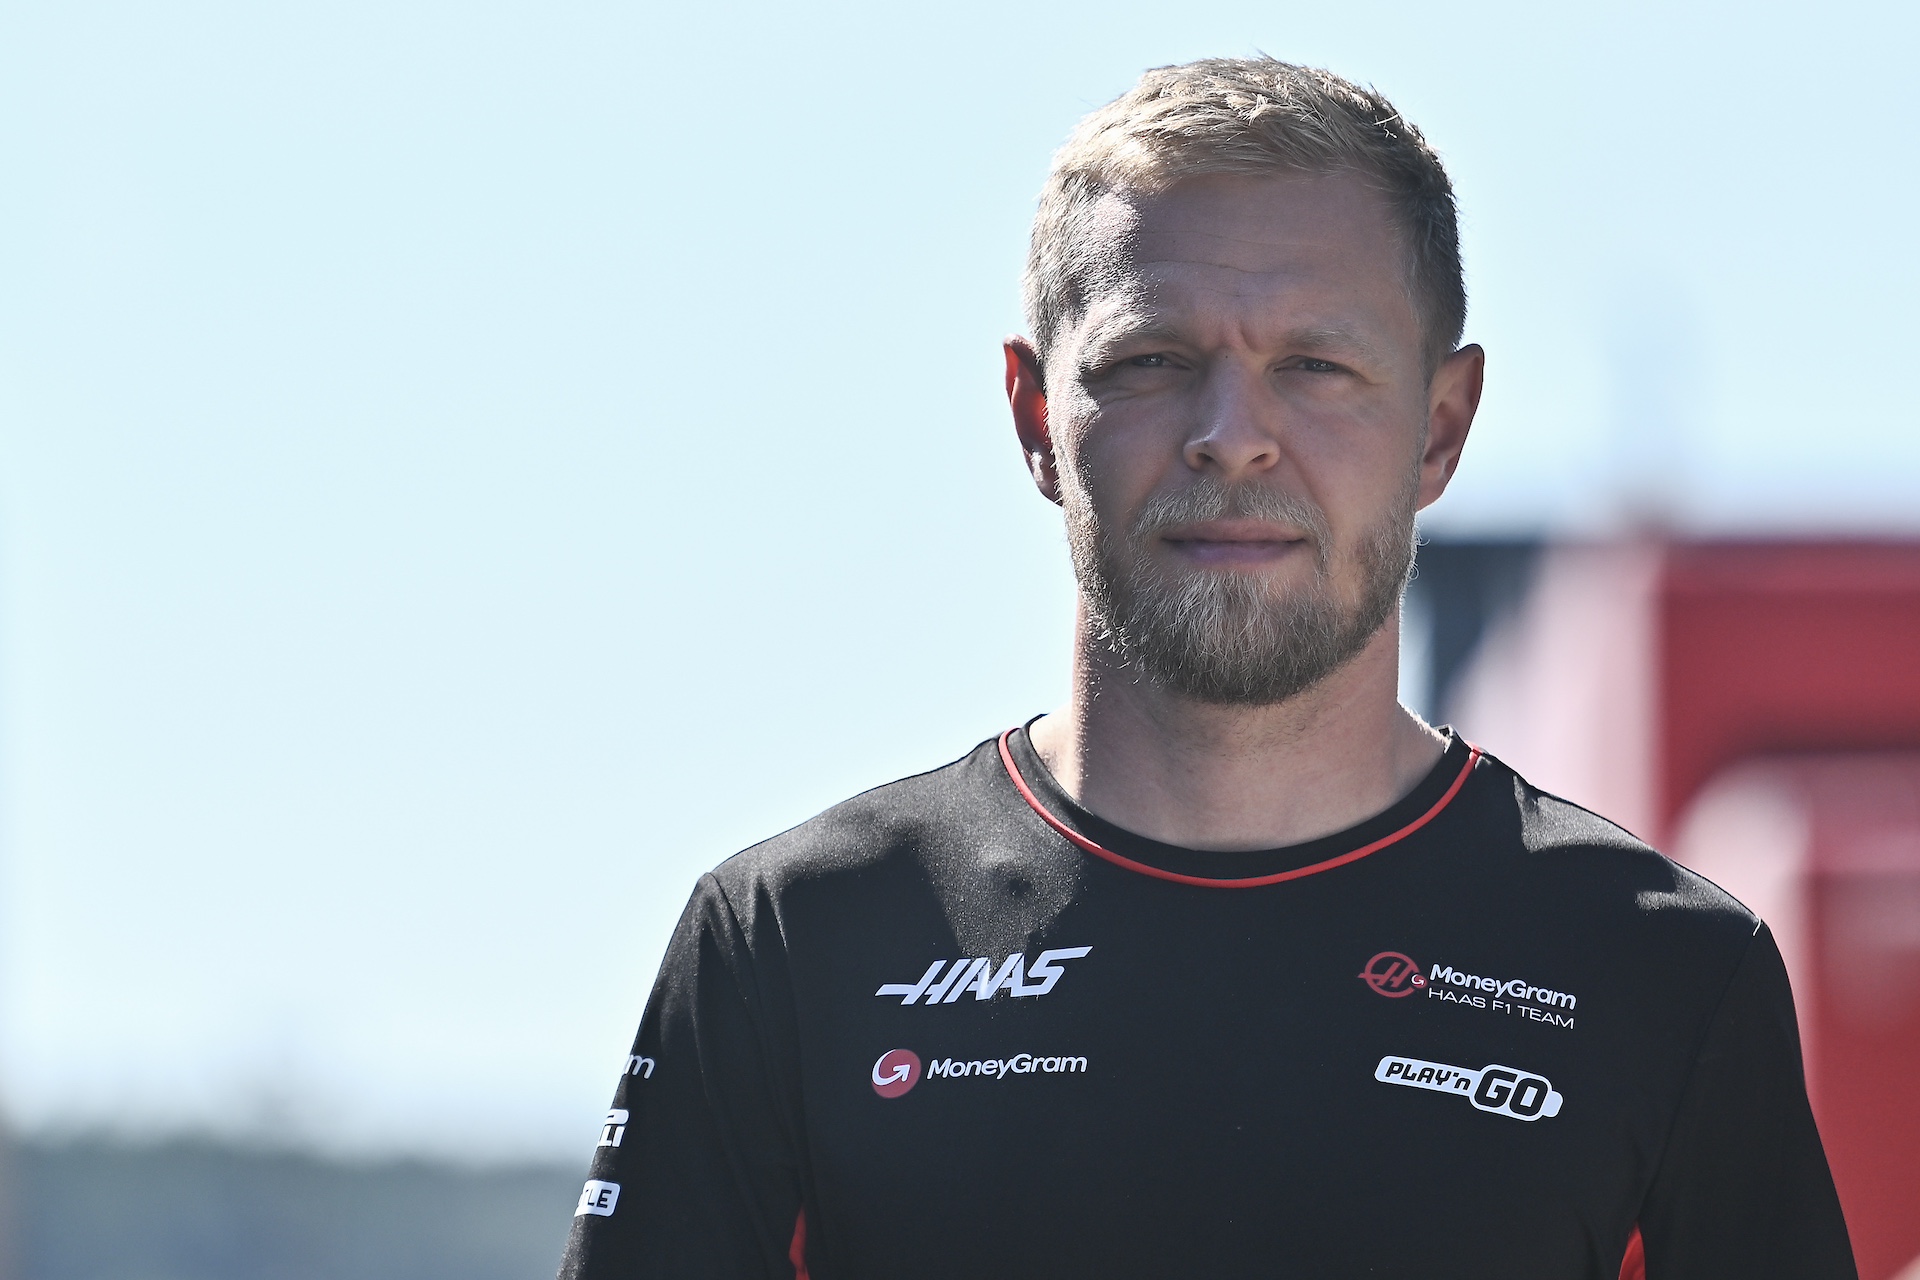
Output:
871 1048 922 1098
1359 951 1427 998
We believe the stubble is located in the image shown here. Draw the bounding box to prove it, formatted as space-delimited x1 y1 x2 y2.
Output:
1064 471 1417 705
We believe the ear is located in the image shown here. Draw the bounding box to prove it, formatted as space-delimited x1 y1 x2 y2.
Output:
1004 337 1062 506
1416 343 1484 511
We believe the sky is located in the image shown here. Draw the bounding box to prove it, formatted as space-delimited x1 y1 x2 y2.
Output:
1 0 1916 1161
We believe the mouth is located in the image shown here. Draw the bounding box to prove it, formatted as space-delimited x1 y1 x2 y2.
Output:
1155 519 1315 568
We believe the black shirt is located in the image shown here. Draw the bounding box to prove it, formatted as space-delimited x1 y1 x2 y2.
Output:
557 728 1854 1279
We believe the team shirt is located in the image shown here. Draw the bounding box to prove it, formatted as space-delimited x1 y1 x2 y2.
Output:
557 726 1855 1279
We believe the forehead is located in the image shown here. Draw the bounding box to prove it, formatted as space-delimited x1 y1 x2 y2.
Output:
1072 171 1417 349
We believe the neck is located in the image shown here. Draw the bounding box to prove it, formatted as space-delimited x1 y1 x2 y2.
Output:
1028 604 1445 851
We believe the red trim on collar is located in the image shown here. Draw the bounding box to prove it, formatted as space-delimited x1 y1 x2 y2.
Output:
996 729 1480 889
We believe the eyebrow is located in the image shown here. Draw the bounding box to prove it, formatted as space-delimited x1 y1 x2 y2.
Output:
1286 325 1388 362
1077 321 1189 367
1077 317 1388 369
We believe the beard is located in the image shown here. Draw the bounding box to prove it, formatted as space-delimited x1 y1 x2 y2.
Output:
1063 470 1417 706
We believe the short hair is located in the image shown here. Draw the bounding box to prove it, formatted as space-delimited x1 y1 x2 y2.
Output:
1023 57 1465 378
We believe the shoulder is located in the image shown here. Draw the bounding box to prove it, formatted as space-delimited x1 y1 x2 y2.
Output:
1432 749 1772 1051
1464 747 1761 947
701 732 1012 910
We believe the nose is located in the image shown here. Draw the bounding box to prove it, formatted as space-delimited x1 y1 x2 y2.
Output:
1181 362 1283 480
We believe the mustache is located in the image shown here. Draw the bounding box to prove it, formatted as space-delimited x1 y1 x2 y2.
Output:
1131 480 1332 547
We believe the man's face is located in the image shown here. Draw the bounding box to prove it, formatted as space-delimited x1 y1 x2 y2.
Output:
1044 171 1448 705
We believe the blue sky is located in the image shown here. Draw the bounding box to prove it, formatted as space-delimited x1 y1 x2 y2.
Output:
2 0 1916 1159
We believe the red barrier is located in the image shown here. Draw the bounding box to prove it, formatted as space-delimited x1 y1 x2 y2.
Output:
1450 540 1920 1278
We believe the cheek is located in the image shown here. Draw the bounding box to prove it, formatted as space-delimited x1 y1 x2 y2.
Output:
1285 383 1422 464
1062 410 1172 516
1290 414 1423 544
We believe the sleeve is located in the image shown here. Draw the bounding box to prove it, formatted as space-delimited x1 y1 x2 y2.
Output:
1637 922 1857 1280
557 873 807 1280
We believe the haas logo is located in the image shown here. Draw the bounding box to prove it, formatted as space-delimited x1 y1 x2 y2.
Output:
1360 951 1428 998
872 1048 922 1098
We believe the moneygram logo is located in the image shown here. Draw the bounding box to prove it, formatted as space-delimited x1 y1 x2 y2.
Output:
1359 949 1578 1027
929 1053 1086 1079
1374 1055 1564 1121
872 1048 922 1098
1360 951 1428 997
872 1047 1087 1096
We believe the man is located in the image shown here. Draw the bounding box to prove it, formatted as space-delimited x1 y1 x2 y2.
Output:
559 58 1854 1278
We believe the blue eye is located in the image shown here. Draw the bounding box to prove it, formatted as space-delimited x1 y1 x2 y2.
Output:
1126 354 1168 367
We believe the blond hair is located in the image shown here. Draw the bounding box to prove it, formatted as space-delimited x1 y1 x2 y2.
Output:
1023 57 1465 377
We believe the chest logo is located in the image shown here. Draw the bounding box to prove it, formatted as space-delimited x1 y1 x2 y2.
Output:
876 947 1092 1005
872 1048 923 1098
1375 1055 1563 1121
1361 948 1579 1030
1360 951 1428 997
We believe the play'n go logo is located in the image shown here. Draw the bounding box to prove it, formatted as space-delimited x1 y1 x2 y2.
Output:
872 1048 922 1098
1360 951 1428 997
1375 1055 1563 1121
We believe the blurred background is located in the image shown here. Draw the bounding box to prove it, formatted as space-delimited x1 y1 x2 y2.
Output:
2 0 1918 1276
